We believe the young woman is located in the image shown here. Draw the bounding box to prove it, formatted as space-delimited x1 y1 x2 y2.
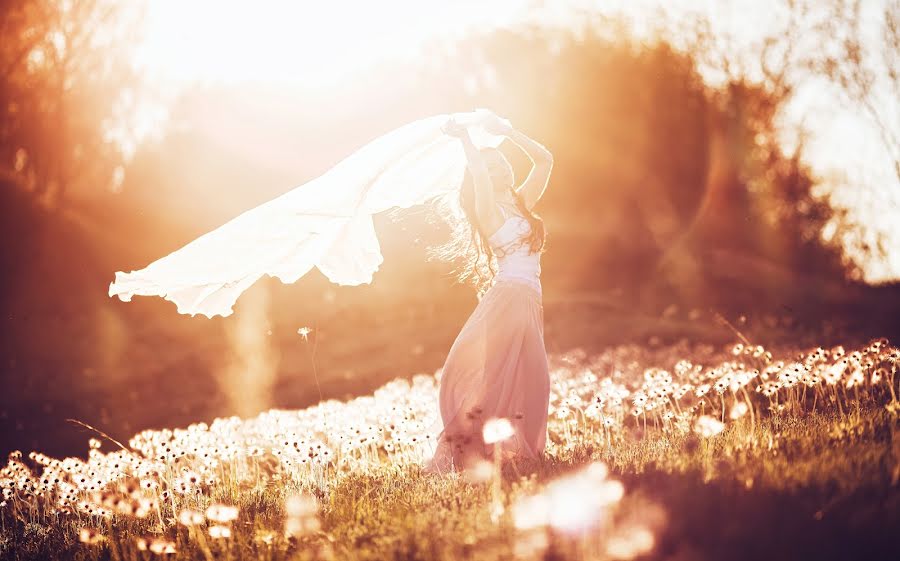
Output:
424 113 554 474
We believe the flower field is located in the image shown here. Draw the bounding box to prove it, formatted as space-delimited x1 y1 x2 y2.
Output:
2 337 899 561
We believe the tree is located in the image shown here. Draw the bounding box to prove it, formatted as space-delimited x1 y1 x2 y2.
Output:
414 21 847 306
808 0 899 183
673 0 899 282
0 0 147 207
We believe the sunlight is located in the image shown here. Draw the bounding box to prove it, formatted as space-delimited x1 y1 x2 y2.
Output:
131 0 531 88
113 0 898 281
6 3 900 558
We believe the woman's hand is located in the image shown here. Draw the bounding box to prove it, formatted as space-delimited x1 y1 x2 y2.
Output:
481 112 513 136
441 117 469 138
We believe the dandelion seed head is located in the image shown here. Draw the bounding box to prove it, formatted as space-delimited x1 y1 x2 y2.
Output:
483 417 515 444
693 415 725 437
606 525 655 560
206 504 239 523
730 402 749 420
208 525 232 539
78 527 104 545
177 509 205 527
149 538 176 554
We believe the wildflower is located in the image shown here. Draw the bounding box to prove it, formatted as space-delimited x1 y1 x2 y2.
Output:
730 402 749 420
632 392 648 407
606 525 655 560
779 371 799 389
206 503 239 523
546 462 624 534
462 459 493 484
78 527 104 544
585 403 602 420
513 527 549 558
554 406 571 419
177 509 205 526
756 382 779 397
845 368 865 389
285 493 320 537
208 525 232 539
255 529 277 545
483 418 515 444
693 416 725 437
512 493 550 530
183 471 202 486
149 538 177 554
117 499 141 516
297 326 312 341
713 379 729 394
673 384 691 400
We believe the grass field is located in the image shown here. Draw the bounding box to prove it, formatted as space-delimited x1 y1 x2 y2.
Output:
2 337 898 561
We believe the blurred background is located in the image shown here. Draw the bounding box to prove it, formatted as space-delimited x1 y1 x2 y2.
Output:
1 0 898 458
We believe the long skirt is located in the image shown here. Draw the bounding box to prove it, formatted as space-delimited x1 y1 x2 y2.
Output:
424 279 551 474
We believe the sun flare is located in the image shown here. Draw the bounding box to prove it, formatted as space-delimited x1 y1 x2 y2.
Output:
132 0 531 87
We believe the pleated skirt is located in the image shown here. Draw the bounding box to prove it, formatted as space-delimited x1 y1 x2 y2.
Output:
424 279 551 473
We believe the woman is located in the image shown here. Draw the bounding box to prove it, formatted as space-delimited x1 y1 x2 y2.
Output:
424 113 554 474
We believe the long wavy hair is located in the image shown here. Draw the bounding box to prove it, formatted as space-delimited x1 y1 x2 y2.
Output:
428 148 547 296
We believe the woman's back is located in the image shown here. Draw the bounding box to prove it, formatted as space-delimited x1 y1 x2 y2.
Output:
487 205 542 295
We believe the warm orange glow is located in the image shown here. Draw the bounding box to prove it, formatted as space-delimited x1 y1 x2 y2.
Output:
117 0 899 281
132 0 533 88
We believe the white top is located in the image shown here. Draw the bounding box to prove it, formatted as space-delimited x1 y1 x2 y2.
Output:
487 205 542 295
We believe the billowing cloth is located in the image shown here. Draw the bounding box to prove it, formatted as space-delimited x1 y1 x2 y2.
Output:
108 110 508 318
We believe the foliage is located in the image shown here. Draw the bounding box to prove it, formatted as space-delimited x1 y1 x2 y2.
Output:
0 0 146 206
417 24 852 297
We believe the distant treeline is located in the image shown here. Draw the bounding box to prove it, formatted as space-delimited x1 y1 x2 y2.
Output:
0 11 870 312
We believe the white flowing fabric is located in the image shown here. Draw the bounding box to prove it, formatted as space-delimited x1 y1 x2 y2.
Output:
108 110 509 319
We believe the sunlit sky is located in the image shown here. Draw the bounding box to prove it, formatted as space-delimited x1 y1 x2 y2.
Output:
126 0 899 282
132 0 531 85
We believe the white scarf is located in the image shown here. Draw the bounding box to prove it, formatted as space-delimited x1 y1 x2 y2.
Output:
108 109 508 318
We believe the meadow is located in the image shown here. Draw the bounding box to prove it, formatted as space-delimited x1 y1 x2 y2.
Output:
2 336 898 561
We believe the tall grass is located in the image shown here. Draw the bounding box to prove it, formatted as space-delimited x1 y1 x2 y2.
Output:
2 337 898 560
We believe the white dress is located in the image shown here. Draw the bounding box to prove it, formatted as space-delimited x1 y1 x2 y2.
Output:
424 204 550 473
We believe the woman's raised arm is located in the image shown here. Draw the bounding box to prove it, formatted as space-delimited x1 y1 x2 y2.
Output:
443 118 501 236
507 128 553 210
479 112 553 211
